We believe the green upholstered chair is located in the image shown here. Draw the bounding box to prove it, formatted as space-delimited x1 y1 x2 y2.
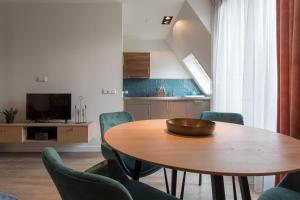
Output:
180 111 244 199
200 111 244 125
200 111 244 200
100 112 161 178
42 147 179 200
258 172 300 200
0 193 18 200
100 112 170 193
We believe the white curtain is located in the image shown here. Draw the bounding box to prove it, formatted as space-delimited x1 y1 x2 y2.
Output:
212 0 277 192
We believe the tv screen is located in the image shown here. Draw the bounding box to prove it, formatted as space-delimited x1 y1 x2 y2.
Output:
26 94 71 121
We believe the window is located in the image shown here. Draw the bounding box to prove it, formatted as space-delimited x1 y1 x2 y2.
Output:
183 53 212 95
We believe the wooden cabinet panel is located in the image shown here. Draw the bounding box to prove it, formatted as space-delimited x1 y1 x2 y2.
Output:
57 127 90 143
186 100 210 118
125 99 210 121
126 104 150 120
123 52 150 78
126 99 150 105
0 127 25 143
168 101 188 118
150 101 169 119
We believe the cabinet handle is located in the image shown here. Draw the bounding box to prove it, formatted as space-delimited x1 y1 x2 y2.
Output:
194 100 204 103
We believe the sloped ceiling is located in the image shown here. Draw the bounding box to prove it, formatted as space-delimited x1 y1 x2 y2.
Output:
166 1 212 76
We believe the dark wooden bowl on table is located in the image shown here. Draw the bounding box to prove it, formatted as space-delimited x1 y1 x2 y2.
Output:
166 118 215 136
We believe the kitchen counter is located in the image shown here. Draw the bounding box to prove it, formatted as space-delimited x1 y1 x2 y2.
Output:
124 96 210 120
123 96 210 101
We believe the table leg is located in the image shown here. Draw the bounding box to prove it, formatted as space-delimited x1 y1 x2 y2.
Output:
211 175 226 200
238 176 251 200
180 171 186 199
171 169 178 196
132 160 142 181
232 176 237 200
163 168 170 194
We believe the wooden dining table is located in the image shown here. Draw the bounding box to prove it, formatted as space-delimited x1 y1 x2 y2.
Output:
104 119 300 200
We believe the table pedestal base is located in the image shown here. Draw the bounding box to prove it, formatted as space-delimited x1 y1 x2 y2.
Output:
132 161 251 200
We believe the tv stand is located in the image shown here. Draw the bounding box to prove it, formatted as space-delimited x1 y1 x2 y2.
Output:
0 122 94 144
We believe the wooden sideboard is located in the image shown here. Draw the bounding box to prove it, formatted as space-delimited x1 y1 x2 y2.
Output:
0 122 94 144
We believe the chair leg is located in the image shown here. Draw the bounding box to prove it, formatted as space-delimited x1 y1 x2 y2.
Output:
232 176 237 200
163 168 170 194
180 171 186 199
198 173 202 186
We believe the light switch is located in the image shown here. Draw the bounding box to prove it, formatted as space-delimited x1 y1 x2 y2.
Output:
102 89 117 95
36 76 48 82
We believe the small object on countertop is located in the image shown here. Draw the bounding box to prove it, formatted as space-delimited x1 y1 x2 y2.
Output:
166 118 215 136
156 86 167 97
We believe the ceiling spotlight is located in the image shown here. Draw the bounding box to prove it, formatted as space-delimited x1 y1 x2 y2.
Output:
162 16 173 25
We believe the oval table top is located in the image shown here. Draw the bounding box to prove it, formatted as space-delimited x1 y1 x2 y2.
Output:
104 119 300 176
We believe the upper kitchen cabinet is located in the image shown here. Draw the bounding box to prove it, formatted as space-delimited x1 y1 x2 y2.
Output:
123 52 150 78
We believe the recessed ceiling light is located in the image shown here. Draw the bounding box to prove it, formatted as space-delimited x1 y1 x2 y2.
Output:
162 16 173 25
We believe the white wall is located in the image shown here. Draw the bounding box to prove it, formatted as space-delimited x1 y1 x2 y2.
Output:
187 0 212 33
123 38 191 79
0 3 123 152
0 5 9 114
166 1 212 76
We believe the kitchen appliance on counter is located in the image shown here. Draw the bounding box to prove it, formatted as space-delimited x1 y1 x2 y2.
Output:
156 86 166 97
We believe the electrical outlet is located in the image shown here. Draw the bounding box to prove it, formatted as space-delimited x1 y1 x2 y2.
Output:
102 89 117 95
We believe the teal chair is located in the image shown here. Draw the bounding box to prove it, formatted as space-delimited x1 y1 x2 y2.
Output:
258 172 300 199
200 111 244 125
0 193 18 200
42 147 179 200
200 111 244 200
180 111 244 199
100 112 169 192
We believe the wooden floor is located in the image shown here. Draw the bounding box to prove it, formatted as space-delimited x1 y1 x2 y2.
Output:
0 152 260 200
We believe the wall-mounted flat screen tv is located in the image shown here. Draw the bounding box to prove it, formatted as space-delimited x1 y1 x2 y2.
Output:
26 93 71 121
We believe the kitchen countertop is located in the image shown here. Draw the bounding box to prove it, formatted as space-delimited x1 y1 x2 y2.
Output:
123 96 211 101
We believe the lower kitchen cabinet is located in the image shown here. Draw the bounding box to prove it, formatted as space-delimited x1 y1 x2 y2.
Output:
186 100 210 118
168 101 187 118
124 99 210 120
125 100 150 120
150 101 169 119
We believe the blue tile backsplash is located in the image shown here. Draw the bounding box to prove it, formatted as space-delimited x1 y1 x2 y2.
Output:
123 79 202 97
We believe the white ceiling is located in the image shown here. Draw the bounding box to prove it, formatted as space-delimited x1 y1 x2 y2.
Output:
0 0 185 40
0 0 120 3
123 0 184 40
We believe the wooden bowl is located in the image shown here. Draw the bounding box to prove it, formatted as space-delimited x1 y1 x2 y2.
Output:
166 118 215 136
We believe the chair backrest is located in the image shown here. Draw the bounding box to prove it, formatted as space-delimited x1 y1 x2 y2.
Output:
200 111 244 125
0 192 18 200
99 112 134 140
42 147 133 200
278 172 300 193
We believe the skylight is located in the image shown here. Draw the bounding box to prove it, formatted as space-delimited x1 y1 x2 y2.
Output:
183 53 212 95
